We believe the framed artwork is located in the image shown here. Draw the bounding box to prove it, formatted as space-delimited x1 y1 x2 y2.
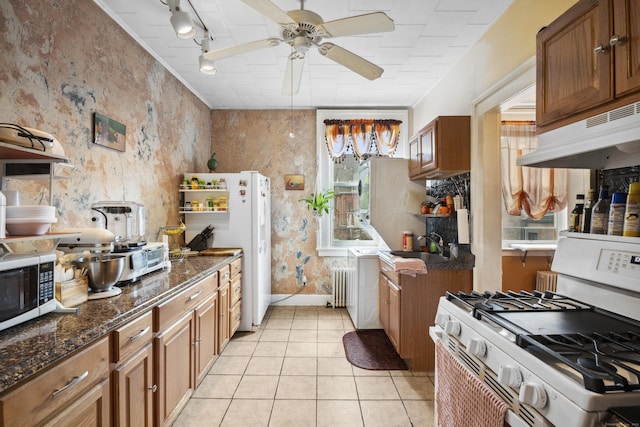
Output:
285 174 304 190
93 112 126 152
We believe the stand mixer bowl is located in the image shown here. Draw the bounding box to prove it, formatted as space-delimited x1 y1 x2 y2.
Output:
74 254 126 292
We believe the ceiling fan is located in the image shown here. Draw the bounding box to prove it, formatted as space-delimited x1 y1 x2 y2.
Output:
203 0 395 95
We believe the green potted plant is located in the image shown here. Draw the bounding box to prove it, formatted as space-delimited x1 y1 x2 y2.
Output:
299 189 334 217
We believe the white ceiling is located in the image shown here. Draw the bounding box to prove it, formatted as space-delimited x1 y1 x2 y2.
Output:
95 0 514 109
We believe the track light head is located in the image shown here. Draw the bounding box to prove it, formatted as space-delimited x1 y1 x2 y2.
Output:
168 0 195 39
199 32 217 75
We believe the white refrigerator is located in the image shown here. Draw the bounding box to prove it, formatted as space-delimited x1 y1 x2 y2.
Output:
183 171 271 331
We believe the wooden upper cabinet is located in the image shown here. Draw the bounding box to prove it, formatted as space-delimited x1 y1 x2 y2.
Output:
613 0 640 96
537 0 640 130
408 116 470 180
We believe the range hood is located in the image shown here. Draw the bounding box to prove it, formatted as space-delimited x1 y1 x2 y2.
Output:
518 101 640 169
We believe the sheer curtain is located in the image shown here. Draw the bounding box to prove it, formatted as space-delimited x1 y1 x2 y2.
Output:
500 121 568 219
324 119 401 161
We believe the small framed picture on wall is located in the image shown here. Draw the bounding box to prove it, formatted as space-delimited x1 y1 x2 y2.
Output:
93 112 126 152
285 174 304 190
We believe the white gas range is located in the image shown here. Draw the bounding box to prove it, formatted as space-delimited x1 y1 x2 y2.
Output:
431 233 640 427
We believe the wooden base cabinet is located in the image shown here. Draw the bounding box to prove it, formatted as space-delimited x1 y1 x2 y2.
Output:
0 337 110 427
195 293 219 385
153 272 218 427
379 257 472 372
112 311 154 427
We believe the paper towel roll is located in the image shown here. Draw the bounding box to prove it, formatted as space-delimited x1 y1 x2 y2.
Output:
457 208 469 244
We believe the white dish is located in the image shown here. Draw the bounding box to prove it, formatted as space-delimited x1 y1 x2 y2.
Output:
6 223 55 236
6 205 55 218
5 217 58 223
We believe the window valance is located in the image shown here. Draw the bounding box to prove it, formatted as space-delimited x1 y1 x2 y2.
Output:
323 119 402 161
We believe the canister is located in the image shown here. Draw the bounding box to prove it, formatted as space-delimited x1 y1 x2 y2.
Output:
402 231 413 251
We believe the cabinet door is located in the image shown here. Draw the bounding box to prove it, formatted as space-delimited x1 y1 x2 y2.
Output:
195 293 218 385
218 283 231 352
378 273 390 333
613 0 640 96
537 0 612 126
154 311 195 427
408 137 421 177
43 379 110 427
387 281 401 354
113 343 154 427
418 122 436 173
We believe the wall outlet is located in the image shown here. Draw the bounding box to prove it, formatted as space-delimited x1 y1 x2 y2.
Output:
302 275 307 286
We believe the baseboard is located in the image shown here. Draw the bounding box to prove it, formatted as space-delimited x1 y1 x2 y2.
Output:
270 294 333 306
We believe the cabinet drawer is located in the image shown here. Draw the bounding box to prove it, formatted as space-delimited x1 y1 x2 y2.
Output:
230 273 242 306
230 258 242 278
218 265 231 285
112 310 153 364
154 273 217 332
0 337 109 427
230 300 241 335
379 259 399 284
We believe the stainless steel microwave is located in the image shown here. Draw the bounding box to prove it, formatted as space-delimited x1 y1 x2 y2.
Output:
0 253 56 332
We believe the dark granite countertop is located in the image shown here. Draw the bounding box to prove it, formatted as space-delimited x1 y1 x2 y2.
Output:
379 248 475 271
0 254 239 394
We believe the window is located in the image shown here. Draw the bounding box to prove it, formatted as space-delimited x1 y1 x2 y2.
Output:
499 106 567 248
316 109 409 256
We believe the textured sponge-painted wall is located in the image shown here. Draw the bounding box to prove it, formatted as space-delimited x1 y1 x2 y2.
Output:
0 0 211 235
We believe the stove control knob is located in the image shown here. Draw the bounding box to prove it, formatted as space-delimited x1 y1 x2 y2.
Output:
435 313 449 328
497 365 522 388
519 382 547 409
466 338 486 357
444 320 461 336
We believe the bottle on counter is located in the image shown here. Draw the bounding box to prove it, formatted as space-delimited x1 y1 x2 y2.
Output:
569 194 584 232
623 182 640 237
581 189 597 233
590 185 610 234
607 192 627 236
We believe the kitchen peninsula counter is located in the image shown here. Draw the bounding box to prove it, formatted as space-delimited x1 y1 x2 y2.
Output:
379 248 475 271
0 254 240 394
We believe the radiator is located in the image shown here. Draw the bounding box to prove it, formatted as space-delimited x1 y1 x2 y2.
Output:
535 270 557 292
331 267 351 308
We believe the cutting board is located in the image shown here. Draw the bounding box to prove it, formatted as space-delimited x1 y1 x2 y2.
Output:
198 248 242 256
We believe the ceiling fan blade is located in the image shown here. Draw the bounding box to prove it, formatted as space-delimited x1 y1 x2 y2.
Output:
282 53 305 96
318 12 394 38
318 43 383 80
203 38 281 61
241 0 298 29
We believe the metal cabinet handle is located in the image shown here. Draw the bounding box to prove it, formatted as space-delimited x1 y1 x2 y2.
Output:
594 44 608 54
189 290 203 301
149 384 157 393
130 326 150 342
609 34 626 46
51 371 89 398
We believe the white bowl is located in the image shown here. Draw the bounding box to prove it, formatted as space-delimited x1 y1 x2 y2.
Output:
5 217 57 236
6 205 55 218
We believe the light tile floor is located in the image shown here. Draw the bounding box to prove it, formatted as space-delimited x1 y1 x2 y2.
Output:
173 305 436 426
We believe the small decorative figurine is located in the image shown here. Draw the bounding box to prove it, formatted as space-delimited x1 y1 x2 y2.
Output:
207 153 218 172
